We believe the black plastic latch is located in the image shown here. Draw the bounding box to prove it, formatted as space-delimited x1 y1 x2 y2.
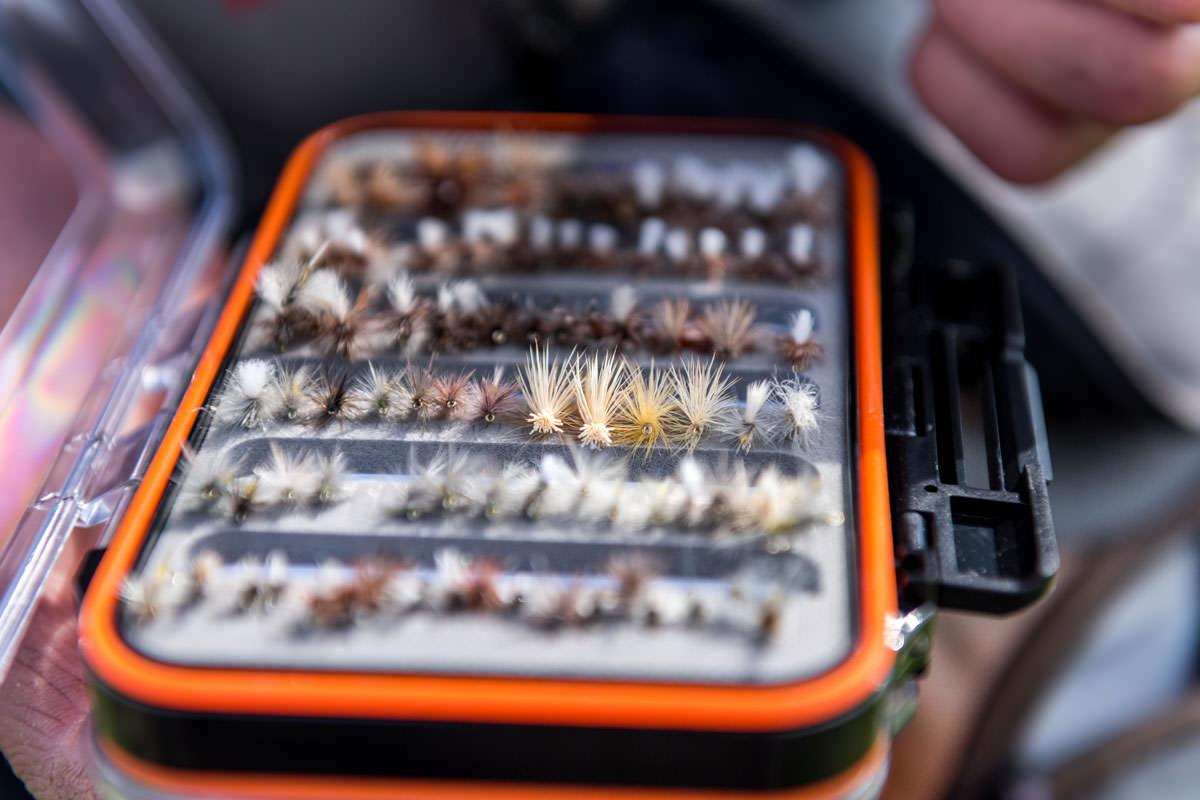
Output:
883 258 1058 614
74 547 108 609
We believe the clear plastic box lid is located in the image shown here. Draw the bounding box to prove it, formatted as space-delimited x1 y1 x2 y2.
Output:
0 0 234 679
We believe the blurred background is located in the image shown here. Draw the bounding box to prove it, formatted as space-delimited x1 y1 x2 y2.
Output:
2 1 1200 798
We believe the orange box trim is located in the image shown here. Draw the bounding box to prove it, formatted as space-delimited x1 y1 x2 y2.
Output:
79 112 897 733
99 733 889 800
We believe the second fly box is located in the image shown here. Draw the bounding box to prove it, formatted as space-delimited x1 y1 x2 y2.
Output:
79 112 1054 799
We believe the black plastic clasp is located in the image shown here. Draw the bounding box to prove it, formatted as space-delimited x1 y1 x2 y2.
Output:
883 257 1058 614
74 547 108 609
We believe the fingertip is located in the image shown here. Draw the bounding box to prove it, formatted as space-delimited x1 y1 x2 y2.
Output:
1089 24 1200 125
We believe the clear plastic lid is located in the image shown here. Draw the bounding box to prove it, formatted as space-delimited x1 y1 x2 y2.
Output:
0 0 233 679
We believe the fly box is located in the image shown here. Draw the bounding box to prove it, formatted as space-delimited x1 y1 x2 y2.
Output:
77 112 1057 799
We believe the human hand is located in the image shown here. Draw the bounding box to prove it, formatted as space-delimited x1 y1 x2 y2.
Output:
0 108 97 800
0 534 98 800
911 0 1200 182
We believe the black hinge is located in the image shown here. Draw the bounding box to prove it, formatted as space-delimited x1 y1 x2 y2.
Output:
882 255 1058 614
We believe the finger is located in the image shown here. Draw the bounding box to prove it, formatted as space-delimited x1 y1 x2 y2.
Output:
1099 0 1200 24
910 23 1113 183
0 532 100 800
935 0 1200 125
0 591 97 800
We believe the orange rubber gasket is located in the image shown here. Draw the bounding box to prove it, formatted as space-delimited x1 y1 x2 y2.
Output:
99 733 889 800
79 111 897 734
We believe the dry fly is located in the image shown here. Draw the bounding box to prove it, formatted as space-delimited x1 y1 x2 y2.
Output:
308 560 400 628
610 284 638 324
701 299 760 359
776 309 824 368
432 370 477 419
774 375 820 443
227 477 263 523
351 363 404 420
322 286 378 360
445 558 506 613
386 273 433 353
288 210 375 274
214 360 276 429
464 366 523 424
306 369 364 429
387 271 419 316
670 356 735 451
407 365 441 422
364 160 429 210
652 297 692 351
234 551 289 614
613 362 678 454
180 550 223 606
256 260 304 312
120 568 169 623
253 443 318 505
718 379 777 452
757 592 784 642
324 158 367 206
607 553 660 610
520 344 576 436
255 259 322 350
179 446 242 510
266 365 314 423
573 351 627 449
290 268 377 357
311 450 349 506
414 138 489 213
294 268 351 321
